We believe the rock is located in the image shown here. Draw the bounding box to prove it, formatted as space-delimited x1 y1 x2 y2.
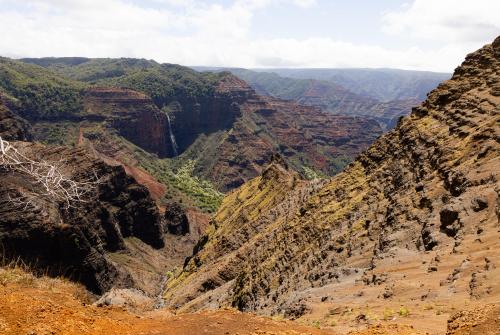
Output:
164 203 190 235
84 87 178 158
95 288 154 310
446 304 500 335
382 286 394 299
471 196 488 212
282 301 310 320
440 207 461 237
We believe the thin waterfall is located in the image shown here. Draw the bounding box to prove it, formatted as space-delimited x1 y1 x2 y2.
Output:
166 113 179 157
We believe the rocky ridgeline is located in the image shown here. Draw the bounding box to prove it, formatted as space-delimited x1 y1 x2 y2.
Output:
294 80 421 130
165 37 500 318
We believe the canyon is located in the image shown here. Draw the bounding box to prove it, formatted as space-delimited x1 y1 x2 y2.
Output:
0 35 498 335
164 36 500 333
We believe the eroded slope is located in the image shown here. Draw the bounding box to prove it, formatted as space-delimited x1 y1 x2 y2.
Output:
165 37 500 333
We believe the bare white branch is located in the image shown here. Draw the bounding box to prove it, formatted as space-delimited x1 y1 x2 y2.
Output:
0 136 99 208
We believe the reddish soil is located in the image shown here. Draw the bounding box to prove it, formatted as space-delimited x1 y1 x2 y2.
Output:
0 278 333 335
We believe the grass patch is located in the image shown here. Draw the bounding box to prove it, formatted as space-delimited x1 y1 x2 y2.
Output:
399 306 410 317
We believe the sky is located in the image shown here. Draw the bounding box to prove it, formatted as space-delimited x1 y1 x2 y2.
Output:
0 0 498 72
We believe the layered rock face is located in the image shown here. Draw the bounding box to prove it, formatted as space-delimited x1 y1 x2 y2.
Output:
83 87 177 157
0 142 164 293
192 75 383 191
165 37 500 320
168 75 254 153
295 81 419 130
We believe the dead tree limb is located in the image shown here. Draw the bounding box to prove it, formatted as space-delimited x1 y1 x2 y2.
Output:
0 136 98 208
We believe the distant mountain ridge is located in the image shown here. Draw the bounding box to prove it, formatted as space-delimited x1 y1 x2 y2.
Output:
193 66 449 130
248 67 451 102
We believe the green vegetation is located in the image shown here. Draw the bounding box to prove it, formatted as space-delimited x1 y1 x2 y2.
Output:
109 134 224 213
311 320 321 329
302 166 324 180
399 306 410 317
24 57 226 107
168 160 224 212
32 122 79 146
0 58 85 120
98 65 224 107
383 308 395 321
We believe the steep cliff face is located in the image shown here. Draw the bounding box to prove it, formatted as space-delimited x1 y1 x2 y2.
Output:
165 37 500 327
188 75 382 191
0 142 164 293
83 87 177 157
168 75 253 153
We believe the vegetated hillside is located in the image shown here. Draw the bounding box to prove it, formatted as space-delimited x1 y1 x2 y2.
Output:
0 57 85 120
165 37 500 333
0 93 32 141
266 67 450 102
13 58 383 205
196 67 428 130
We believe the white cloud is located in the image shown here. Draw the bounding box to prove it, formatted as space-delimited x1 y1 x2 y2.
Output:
382 0 500 43
0 0 497 71
292 0 317 8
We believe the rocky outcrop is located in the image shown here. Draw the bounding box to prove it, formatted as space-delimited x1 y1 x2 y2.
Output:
165 37 500 317
164 203 190 235
447 304 500 335
0 142 164 293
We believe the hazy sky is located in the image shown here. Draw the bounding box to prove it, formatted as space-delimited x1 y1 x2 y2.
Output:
0 0 498 71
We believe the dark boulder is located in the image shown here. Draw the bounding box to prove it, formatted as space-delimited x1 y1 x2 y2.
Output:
164 203 190 235
439 207 461 237
471 196 488 212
